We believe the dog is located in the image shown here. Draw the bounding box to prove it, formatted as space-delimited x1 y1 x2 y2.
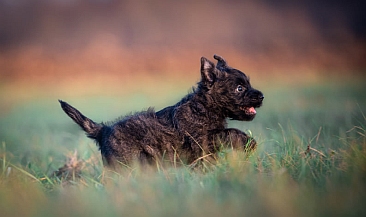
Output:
59 55 264 168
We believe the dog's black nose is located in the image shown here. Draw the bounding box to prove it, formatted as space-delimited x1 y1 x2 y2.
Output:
258 94 264 101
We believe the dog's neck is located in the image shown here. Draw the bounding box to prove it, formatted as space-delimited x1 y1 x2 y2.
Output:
191 89 227 126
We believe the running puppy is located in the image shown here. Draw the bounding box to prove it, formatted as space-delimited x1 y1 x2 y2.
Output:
59 55 264 168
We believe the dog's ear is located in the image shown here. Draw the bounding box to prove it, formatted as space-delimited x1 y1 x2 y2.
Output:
213 54 227 70
200 57 217 87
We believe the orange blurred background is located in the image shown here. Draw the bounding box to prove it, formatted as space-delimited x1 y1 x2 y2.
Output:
0 0 365 106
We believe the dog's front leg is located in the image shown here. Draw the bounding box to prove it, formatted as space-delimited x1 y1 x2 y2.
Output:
216 128 257 151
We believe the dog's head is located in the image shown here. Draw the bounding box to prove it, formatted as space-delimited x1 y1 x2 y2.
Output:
199 55 264 121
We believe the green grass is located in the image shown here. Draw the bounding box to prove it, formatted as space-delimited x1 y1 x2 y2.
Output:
0 78 365 217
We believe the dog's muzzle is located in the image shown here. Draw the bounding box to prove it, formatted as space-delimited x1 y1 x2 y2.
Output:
243 90 264 115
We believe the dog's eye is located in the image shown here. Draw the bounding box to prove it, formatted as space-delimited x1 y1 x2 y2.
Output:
236 85 244 92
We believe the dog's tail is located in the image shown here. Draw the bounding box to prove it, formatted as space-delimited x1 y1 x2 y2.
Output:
59 100 102 140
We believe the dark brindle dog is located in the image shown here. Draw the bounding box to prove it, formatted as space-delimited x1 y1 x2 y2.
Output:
59 55 264 168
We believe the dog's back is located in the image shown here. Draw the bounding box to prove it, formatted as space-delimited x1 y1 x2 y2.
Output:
59 101 183 166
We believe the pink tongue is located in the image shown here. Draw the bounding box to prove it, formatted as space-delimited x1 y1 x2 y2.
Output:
248 107 256 115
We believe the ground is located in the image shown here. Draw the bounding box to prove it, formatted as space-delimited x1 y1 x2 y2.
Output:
0 73 365 217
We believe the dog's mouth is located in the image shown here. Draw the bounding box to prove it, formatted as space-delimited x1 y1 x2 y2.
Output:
240 106 257 116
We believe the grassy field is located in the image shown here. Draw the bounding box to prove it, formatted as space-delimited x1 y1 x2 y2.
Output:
0 76 365 217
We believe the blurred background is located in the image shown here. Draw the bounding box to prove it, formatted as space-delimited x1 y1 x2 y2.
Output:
1 0 365 211
0 0 365 112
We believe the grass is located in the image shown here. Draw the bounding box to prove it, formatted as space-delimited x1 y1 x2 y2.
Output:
0 77 365 217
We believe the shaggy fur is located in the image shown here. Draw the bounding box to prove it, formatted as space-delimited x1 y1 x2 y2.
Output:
59 55 264 168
